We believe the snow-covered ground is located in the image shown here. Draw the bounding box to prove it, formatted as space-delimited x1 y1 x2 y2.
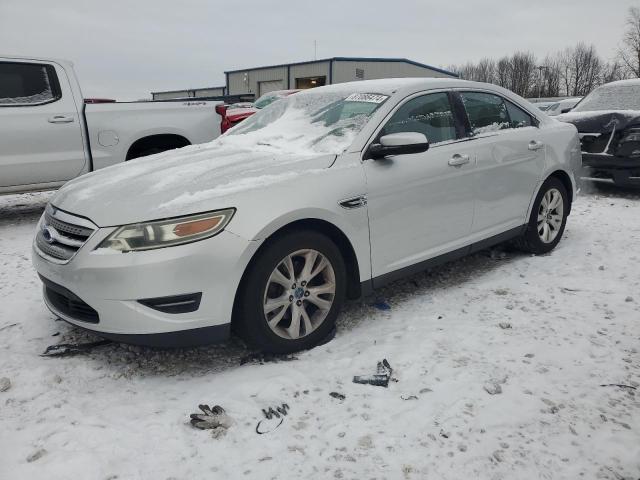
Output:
1 187 639 480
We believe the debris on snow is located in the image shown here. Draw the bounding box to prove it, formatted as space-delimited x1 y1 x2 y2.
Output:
625 296 634 302
26 449 47 463
600 383 637 390
41 339 112 357
400 395 418 401
484 381 503 395
492 450 505 462
0 377 11 392
372 300 391 311
240 352 298 365
498 322 512 330
353 359 393 387
329 392 346 401
256 404 290 435
189 405 233 438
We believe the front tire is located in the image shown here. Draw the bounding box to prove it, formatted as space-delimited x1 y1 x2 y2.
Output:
516 177 569 254
235 231 346 354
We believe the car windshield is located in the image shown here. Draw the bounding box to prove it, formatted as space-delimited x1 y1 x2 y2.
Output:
221 91 389 154
573 83 640 112
253 93 285 109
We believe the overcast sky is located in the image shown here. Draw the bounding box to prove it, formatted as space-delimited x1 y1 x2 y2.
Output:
1 0 637 100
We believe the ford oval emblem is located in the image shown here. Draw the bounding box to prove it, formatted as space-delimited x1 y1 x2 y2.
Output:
42 226 56 244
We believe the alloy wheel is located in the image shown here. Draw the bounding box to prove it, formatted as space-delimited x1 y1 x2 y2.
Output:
263 249 336 340
537 188 564 244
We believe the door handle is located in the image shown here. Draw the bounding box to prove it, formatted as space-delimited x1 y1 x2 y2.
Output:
528 140 544 151
48 115 75 124
448 153 470 167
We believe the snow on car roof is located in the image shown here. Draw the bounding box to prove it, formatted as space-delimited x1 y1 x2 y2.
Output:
601 78 640 87
296 77 471 97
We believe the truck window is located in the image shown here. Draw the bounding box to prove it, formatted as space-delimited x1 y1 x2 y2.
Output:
0 62 61 106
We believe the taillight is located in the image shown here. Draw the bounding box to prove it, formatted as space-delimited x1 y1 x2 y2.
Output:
216 104 230 133
215 104 228 116
220 117 232 134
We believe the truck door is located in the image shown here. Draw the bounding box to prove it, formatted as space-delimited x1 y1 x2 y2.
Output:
0 60 87 188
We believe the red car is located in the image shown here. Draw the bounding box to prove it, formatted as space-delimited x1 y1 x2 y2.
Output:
216 89 300 133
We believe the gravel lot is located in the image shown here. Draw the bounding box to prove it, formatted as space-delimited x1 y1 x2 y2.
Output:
1 186 639 480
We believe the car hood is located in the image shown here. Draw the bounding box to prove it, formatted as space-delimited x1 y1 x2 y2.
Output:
556 110 640 132
51 142 336 227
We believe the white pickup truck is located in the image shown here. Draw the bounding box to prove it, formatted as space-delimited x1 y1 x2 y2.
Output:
0 55 223 195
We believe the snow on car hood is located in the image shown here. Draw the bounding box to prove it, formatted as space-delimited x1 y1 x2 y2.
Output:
50 142 336 227
556 110 640 132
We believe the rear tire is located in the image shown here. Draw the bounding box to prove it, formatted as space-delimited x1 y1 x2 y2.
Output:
235 231 346 354
515 177 569 254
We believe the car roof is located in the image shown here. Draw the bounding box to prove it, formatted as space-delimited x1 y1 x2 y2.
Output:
298 77 520 100
0 54 74 69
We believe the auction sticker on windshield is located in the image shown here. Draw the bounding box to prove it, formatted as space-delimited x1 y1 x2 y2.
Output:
345 93 389 103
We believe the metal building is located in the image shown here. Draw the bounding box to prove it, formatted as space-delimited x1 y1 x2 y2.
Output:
225 57 458 98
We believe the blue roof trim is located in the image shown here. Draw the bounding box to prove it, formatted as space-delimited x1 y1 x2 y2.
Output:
224 57 458 77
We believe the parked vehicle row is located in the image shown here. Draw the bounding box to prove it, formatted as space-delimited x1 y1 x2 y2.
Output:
545 97 582 116
0 56 223 195
216 89 300 133
557 79 640 187
32 78 580 353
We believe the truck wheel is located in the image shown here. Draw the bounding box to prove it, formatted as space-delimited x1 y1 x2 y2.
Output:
515 177 569 254
235 231 346 354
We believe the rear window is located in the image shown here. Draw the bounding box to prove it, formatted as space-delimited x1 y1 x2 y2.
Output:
0 62 60 106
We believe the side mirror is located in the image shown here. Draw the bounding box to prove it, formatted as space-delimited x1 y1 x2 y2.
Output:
368 132 429 159
560 108 572 114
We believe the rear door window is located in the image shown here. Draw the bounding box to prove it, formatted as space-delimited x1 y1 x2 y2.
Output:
460 91 536 134
460 91 510 135
380 92 458 145
0 62 60 106
504 100 534 128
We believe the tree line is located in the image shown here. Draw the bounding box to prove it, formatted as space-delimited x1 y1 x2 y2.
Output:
447 7 640 98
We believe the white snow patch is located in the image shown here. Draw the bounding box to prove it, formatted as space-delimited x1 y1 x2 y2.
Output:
1 188 639 479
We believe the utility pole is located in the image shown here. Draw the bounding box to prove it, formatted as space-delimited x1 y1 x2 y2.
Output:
537 65 548 98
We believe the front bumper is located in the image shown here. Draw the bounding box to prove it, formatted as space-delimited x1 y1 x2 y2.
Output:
32 226 259 346
581 153 640 187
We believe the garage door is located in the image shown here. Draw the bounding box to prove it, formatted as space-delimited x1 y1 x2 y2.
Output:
258 80 284 97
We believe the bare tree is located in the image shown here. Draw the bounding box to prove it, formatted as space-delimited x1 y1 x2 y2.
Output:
509 51 537 96
495 56 511 89
542 56 562 97
602 60 628 84
475 58 496 83
619 6 640 77
559 43 602 96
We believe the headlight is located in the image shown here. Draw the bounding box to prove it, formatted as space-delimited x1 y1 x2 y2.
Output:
620 128 640 143
97 208 235 252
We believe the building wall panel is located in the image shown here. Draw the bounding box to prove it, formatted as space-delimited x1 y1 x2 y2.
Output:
332 61 452 84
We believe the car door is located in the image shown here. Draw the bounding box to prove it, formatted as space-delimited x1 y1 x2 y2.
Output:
456 91 545 236
0 60 86 188
363 91 476 281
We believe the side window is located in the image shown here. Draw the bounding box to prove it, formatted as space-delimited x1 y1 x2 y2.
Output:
381 92 457 145
0 62 60 106
460 92 510 135
504 100 534 128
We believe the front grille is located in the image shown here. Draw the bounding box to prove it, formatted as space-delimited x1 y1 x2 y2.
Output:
35 206 96 262
40 275 99 323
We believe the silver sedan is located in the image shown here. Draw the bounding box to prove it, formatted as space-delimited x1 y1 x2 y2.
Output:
32 78 581 353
